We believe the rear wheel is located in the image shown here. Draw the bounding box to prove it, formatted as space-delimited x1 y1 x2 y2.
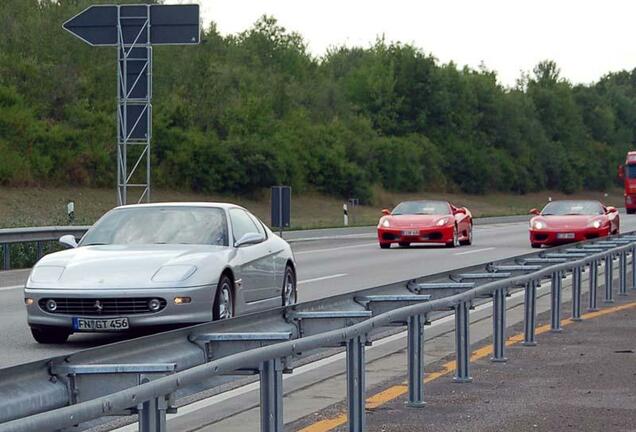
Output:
282 265 297 307
213 274 234 320
446 226 460 248
460 224 473 246
379 243 391 249
398 242 410 247
30 326 70 344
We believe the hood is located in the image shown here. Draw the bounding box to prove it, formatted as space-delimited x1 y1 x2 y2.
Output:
383 214 452 228
533 215 605 229
27 244 233 290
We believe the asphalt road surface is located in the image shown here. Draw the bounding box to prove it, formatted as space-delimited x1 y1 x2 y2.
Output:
2 219 636 368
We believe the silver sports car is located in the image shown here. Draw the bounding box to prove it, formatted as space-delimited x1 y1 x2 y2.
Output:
24 203 297 343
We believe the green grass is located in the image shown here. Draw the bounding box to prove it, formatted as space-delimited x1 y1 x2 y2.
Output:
0 186 625 230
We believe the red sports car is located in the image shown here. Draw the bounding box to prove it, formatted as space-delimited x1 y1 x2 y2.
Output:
529 200 619 248
377 200 473 249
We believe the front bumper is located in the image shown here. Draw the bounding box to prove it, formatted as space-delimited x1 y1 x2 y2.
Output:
529 227 610 246
378 225 454 244
24 285 214 331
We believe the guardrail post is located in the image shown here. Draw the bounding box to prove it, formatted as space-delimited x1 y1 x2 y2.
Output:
604 253 614 303
523 280 537 346
260 358 284 432
406 314 425 407
2 244 9 271
550 271 562 332
346 335 365 432
588 260 598 311
453 301 472 383
619 250 628 296
138 385 167 432
491 288 507 362
571 266 582 321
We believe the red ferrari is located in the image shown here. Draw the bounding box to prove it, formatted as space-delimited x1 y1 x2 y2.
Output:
377 200 473 249
529 200 619 248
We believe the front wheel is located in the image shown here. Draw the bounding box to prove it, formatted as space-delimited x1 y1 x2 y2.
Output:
446 226 460 248
31 326 70 344
531 243 541 249
282 265 297 307
379 243 391 249
213 275 234 320
459 224 473 246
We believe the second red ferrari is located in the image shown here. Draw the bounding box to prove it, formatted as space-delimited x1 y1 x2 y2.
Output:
377 200 473 249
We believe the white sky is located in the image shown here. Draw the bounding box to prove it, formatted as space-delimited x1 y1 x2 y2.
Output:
171 0 636 87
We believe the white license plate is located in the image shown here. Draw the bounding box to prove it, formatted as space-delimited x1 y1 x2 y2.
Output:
72 317 129 332
557 233 575 239
401 230 419 236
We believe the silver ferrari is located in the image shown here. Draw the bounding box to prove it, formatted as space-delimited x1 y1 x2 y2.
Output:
24 203 297 343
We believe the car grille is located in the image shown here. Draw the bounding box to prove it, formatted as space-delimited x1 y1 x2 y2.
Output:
38 297 167 315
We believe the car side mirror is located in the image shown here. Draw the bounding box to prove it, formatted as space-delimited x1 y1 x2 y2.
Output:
454 208 466 214
59 234 78 249
606 206 617 213
381 209 391 216
234 232 265 247
529 208 540 216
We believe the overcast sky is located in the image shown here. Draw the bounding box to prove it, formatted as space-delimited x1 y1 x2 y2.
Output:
173 0 636 87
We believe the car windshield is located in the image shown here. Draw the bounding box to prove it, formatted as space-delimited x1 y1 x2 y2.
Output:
626 164 636 179
80 206 229 246
392 201 451 215
541 201 604 216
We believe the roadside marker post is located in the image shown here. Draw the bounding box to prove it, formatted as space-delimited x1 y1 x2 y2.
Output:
62 4 200 205
343 203 349 226
271 186 291 237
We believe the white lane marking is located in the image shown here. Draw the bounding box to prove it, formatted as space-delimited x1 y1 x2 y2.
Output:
294 242 377 255
0 285 23 292
454 247 495 256
298 274 348 285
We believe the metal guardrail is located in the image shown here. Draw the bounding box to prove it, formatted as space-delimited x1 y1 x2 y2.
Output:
0 226 90 270
1 233 635 432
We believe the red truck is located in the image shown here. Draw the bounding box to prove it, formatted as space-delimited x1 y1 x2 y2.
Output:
618 151 636 214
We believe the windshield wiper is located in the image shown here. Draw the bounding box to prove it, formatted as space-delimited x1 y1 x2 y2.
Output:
83 242 107 246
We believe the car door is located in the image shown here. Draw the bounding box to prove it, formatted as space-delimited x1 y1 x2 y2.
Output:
229 208 276 303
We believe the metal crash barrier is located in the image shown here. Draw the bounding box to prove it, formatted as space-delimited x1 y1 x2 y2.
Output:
1 234 636 432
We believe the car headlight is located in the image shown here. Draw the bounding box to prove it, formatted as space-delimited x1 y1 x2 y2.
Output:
30 266 65 283
436 218 449 226
532 221 545 230
591 220 602 229
381 219 390 228
152 265 197 282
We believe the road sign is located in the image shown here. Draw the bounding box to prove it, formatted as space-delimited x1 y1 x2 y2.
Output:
271 186 292 232
63 4 200 46
63 4 199 206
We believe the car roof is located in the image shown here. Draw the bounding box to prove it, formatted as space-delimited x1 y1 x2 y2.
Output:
115 202 242 210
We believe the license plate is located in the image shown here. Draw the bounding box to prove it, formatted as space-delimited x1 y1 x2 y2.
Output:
401 230 419 236
72 317 129 332
557 233 575 239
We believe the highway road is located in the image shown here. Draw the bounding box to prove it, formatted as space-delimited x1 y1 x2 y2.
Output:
2 218 636 368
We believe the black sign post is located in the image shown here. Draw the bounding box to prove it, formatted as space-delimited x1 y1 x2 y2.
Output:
63 4 199 205
271 186 292 236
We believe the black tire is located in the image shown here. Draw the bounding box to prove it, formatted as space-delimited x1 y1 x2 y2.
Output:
30 326 70 344
627 209 635 214
398 242 410 247
282 265 297 307
379 243 391 249
459 224 473 246
531 243 541 249
446 226 459 248
213 274 234 320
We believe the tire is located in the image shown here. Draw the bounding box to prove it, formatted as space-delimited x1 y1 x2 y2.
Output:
446 226 460 248
30 326 70 344
459 224 473 246
282 265 297 307
531 243 541 249
627 209 635 214
379 243 391 249
398 242 410 247
213 274 234 320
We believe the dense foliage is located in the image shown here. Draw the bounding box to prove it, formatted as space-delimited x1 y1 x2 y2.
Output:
1 0 634 202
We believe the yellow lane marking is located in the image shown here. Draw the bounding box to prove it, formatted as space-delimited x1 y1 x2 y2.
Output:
298 301 636 432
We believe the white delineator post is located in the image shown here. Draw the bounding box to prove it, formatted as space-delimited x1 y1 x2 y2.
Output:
343 203 349 226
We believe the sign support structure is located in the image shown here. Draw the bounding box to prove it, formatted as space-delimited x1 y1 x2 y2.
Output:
63 4 199 206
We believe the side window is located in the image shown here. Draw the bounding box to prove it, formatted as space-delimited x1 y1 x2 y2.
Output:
247 212 267 238
229 209 261 243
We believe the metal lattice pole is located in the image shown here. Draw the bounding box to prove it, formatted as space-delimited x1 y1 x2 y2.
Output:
619 251 628 296
604 254 614 303
453 301 472 383
571 266 582 321
346 336 365 432
550 271 562 332
491 288 507 362
406 314 425 407
588 260 599 311
523 280 537 346
259 359 283 432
